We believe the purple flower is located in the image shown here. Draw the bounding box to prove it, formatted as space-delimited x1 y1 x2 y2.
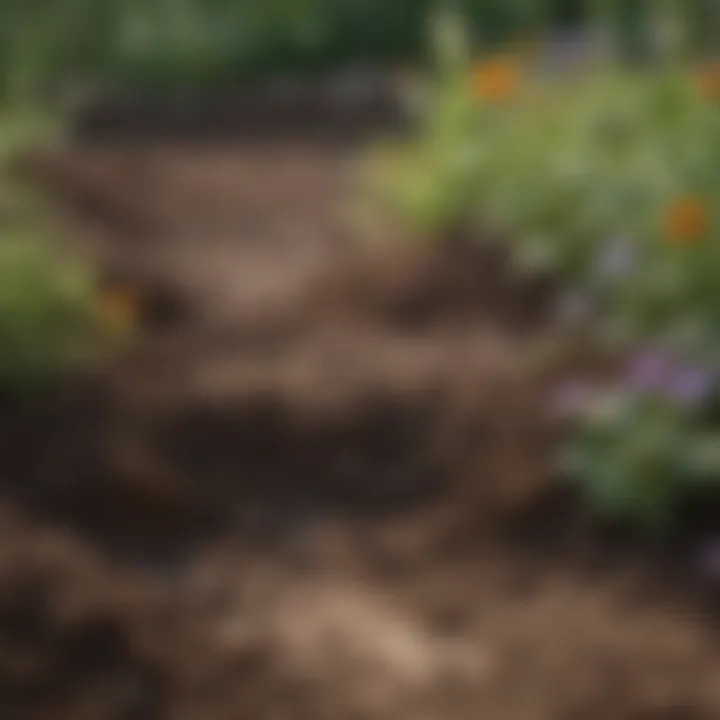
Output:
595 237 636 280
624 348 715 407
625 349 676 394
666 365 715 407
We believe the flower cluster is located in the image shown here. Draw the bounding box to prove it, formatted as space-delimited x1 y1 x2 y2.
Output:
375 53 720 527
472 56 521 102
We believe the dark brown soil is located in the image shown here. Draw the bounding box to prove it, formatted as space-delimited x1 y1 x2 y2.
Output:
1 104 719 719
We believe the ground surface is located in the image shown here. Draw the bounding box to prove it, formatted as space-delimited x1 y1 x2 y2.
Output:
0 104 719 719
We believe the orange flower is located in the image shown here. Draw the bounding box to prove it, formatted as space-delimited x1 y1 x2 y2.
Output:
697 61 720 100
98 286 141 331
665 198 709 245
472 56 520 102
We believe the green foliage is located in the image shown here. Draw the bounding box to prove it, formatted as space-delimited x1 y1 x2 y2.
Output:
559 385 720 529
373 23 720 527
1 0 720 97
0 1 579 95
0 233 96 389
0 109 102 391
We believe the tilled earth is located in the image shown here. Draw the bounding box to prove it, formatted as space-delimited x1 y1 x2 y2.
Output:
0 105 719 719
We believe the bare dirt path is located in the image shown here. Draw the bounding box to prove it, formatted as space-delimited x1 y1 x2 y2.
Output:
0 119 718 720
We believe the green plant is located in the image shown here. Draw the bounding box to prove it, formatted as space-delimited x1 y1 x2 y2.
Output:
0 233 97 389
0 108 110 392
5 0 720 98
555 352 720 529
0 1 629 96
373 17 720 527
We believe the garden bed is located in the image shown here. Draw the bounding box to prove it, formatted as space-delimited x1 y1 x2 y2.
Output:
0 98 719 719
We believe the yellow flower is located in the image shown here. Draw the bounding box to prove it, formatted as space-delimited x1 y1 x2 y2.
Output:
98 286 141 331
665 198 708 245
472 56 521 102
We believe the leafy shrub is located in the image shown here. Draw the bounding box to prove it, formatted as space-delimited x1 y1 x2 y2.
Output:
373 19 720 527
0 233 97 389
0 110 112 392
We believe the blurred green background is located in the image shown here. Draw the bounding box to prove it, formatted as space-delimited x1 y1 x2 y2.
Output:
0 0 593 95
3 1 720 96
